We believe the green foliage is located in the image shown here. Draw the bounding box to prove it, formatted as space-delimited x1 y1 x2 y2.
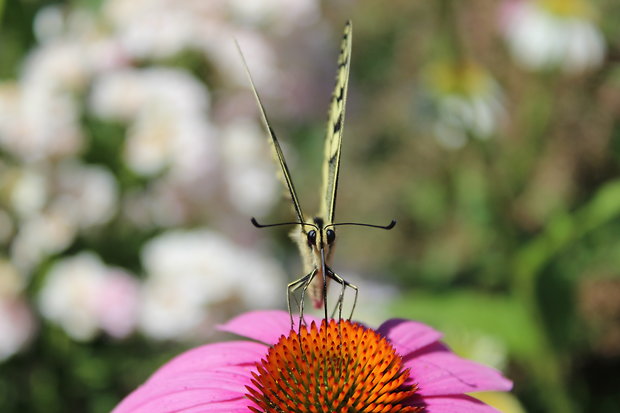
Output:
391 290 539 360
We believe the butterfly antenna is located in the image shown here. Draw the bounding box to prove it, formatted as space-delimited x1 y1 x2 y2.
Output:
251 217 318 229
326 219 396 230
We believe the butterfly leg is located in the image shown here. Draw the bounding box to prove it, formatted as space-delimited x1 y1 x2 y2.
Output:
297 269 318 332
327 270 359 321
287 270 317 331
346 281 359 320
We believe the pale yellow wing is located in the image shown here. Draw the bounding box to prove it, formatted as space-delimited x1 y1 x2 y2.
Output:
319 21 352 224
236 42 305 225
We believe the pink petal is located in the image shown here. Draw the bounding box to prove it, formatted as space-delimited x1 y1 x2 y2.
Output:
407 394 502 413
114 341 266 413
148 341 266 382
114 368 252 412
405 350 512 396
178 398 254 412
114 387 248 413
217 310 320 345
377 319 443 356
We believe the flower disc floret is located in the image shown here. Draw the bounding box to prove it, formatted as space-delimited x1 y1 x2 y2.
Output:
246 319 421 413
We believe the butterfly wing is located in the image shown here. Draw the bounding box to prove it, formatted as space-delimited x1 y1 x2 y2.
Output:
319 21 352 224
236 42 305 225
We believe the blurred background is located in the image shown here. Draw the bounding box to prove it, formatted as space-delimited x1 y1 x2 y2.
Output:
1 0 620 412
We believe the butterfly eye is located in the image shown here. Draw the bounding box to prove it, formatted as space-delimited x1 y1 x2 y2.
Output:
307 230 317 247
326 229 336 244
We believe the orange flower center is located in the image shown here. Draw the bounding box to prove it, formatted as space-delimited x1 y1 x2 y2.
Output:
246 319 422 413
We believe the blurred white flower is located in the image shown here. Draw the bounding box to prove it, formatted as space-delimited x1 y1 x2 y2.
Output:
228 0 319 30
38 252 139 341
90 68 217 183
33 5 128 74
122 181 187 229
38 253 104 340
0 4 132 162
90 67 209 121
88 69 148 121
103 0 280 88
51 162 118 228
11 210 76 274
422 60 505 149
139 229 285 340
232 246 287 309
34 5 93 45
221 119 278 216
33 5 66 44
0 82 83 162
104 0 216 59
214 28 277 91
139 276 209 341
8 23 93 162
125 106 214 181
8 162 117 273
8 167 48 219
501 0 606 74
23 38 90 92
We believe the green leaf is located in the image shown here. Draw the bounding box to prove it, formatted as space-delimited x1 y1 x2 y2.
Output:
389 289 541 360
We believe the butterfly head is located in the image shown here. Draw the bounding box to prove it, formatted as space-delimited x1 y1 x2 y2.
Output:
251 217 396 256
250 216 395 275
304 217 337 264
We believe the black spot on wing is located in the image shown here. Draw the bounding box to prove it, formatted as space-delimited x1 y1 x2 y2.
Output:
332 113 343 134
335 86 345 103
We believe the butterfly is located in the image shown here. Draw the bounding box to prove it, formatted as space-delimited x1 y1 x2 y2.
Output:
237 21 395 328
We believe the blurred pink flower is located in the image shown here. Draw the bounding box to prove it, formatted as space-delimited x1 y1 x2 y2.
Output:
113 311 512 413
0 297 36 361
96 269 140 339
